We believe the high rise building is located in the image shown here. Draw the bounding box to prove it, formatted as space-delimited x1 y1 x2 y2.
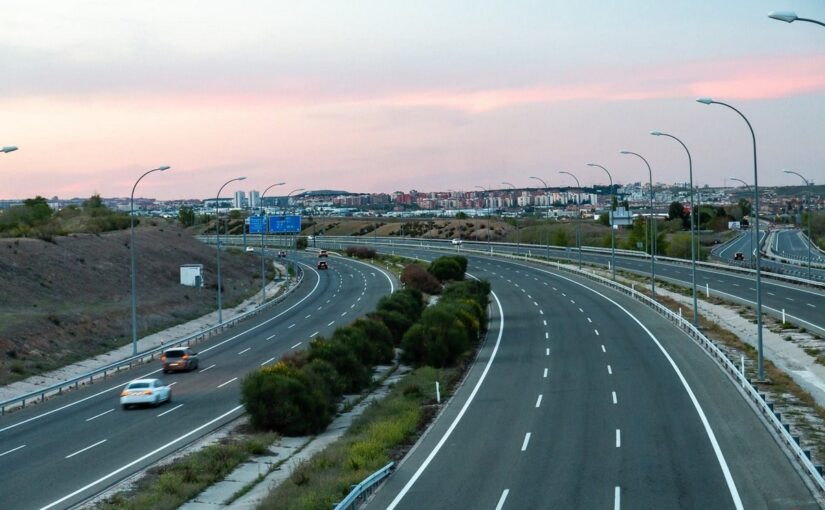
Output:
249 190 261 208
234 190 246 209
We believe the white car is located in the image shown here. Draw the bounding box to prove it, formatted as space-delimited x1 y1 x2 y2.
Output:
120 378 172 409
245 246 254 252
451 238 463 245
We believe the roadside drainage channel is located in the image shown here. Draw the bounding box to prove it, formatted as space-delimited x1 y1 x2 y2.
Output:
178 364 411 510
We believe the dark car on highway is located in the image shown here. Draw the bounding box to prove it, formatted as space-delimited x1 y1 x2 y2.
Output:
317 260 328 270
161 347 199 373
734 252 745 261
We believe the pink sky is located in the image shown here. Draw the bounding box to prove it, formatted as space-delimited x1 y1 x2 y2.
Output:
2 1 825 199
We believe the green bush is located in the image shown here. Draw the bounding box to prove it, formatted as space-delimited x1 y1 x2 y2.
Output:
240 364 332 435
308 337 371 393
371 309 414 345
350 317 395 364
428 256 465 281
401 263 442 294
401 305 469 367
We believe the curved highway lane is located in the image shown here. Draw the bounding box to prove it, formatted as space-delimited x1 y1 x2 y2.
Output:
0 252 395 510
356 248 817 510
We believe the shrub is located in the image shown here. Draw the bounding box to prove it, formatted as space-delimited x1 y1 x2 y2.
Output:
241 364 332 435
308 337 371 393
401 306 469 367
350 317 395 364
428 256 465 282
401 264 442 294
332 326 383 367
344 246 377 259
371 309 414 345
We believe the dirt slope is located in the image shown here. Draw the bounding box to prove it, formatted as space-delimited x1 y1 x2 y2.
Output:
0 223 263 384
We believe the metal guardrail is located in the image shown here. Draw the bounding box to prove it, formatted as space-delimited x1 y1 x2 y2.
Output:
333 462 395 510
0 267 305 415
383 241 825 494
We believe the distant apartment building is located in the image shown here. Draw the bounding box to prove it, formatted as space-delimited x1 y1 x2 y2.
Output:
249 190 261 208
233 191 246 209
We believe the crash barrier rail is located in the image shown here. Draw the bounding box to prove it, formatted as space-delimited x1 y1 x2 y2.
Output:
333 462 395 510
341 238 825 494
0 267 304 415
292 234 825 290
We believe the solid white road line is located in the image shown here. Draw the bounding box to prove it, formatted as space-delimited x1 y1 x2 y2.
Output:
385 291 504 510
607 365 613 375
0 444 26 457
217 377 238 388
157 404 183 417
612 391 617 404
238 347 251 355
199 364 216 373
65 439 107 459
616 429 621 448
260 357 276 366
41 405 244 510
86 409 114 422
615 486 621 510
291 342 302 349
521 432 531 451
535 395 543 408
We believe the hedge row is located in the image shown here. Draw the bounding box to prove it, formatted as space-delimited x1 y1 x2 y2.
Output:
400 279 490 368
241 288 424 436
344 246 378 259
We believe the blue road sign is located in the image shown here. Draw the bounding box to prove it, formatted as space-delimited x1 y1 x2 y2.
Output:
249 216 267 234
268 215 301 233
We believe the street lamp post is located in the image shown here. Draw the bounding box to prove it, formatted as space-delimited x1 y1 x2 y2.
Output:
620 150 656 299
530 176 550 259
559 171 583 269
783 170 813 281
698 97 765 380
730 177 755 264
768 11 825 27
129 165 171 355
475 185 492 252
651 131 699 328
215 176 247 325
502 182 519 254
586 164 616 281
259 182 286 305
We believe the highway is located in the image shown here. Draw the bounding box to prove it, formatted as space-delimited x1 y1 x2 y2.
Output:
712 228 764 262
772 229 825 264
357 247 818 509
0 252 395 510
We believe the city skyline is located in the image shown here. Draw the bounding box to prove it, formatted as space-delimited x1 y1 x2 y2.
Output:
2 1 825 200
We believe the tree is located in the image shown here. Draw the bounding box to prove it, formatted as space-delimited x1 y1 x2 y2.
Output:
178 206 196 227
428 257 464 281
738 198 752 218
668 201 685 221
455 211 468 219
401 264 442 294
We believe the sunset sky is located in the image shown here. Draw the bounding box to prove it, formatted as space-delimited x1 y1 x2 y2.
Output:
1 1 824 200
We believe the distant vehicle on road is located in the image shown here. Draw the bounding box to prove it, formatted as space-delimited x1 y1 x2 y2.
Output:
245 246 254 252
120 378 171 409
734 252 745 261
319 250 328 257
451 238 463 245
161 347 199 373
317 260 329 270
277 250 287 258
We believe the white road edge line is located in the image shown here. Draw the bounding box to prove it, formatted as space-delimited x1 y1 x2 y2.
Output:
157 404 183 417
85 409 115 422
496 489 510 510
385 290 504 510
40 405 243 509
521 432 531 451
65 439 107 459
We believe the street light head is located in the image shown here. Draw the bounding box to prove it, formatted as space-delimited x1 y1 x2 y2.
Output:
696 97 714 105
1 146 18 153
768 11 798 23
782 169 792 174
650 131 663 136
157 165 171 171
619 150 631 155
237 176 247 181
275 182 285 186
